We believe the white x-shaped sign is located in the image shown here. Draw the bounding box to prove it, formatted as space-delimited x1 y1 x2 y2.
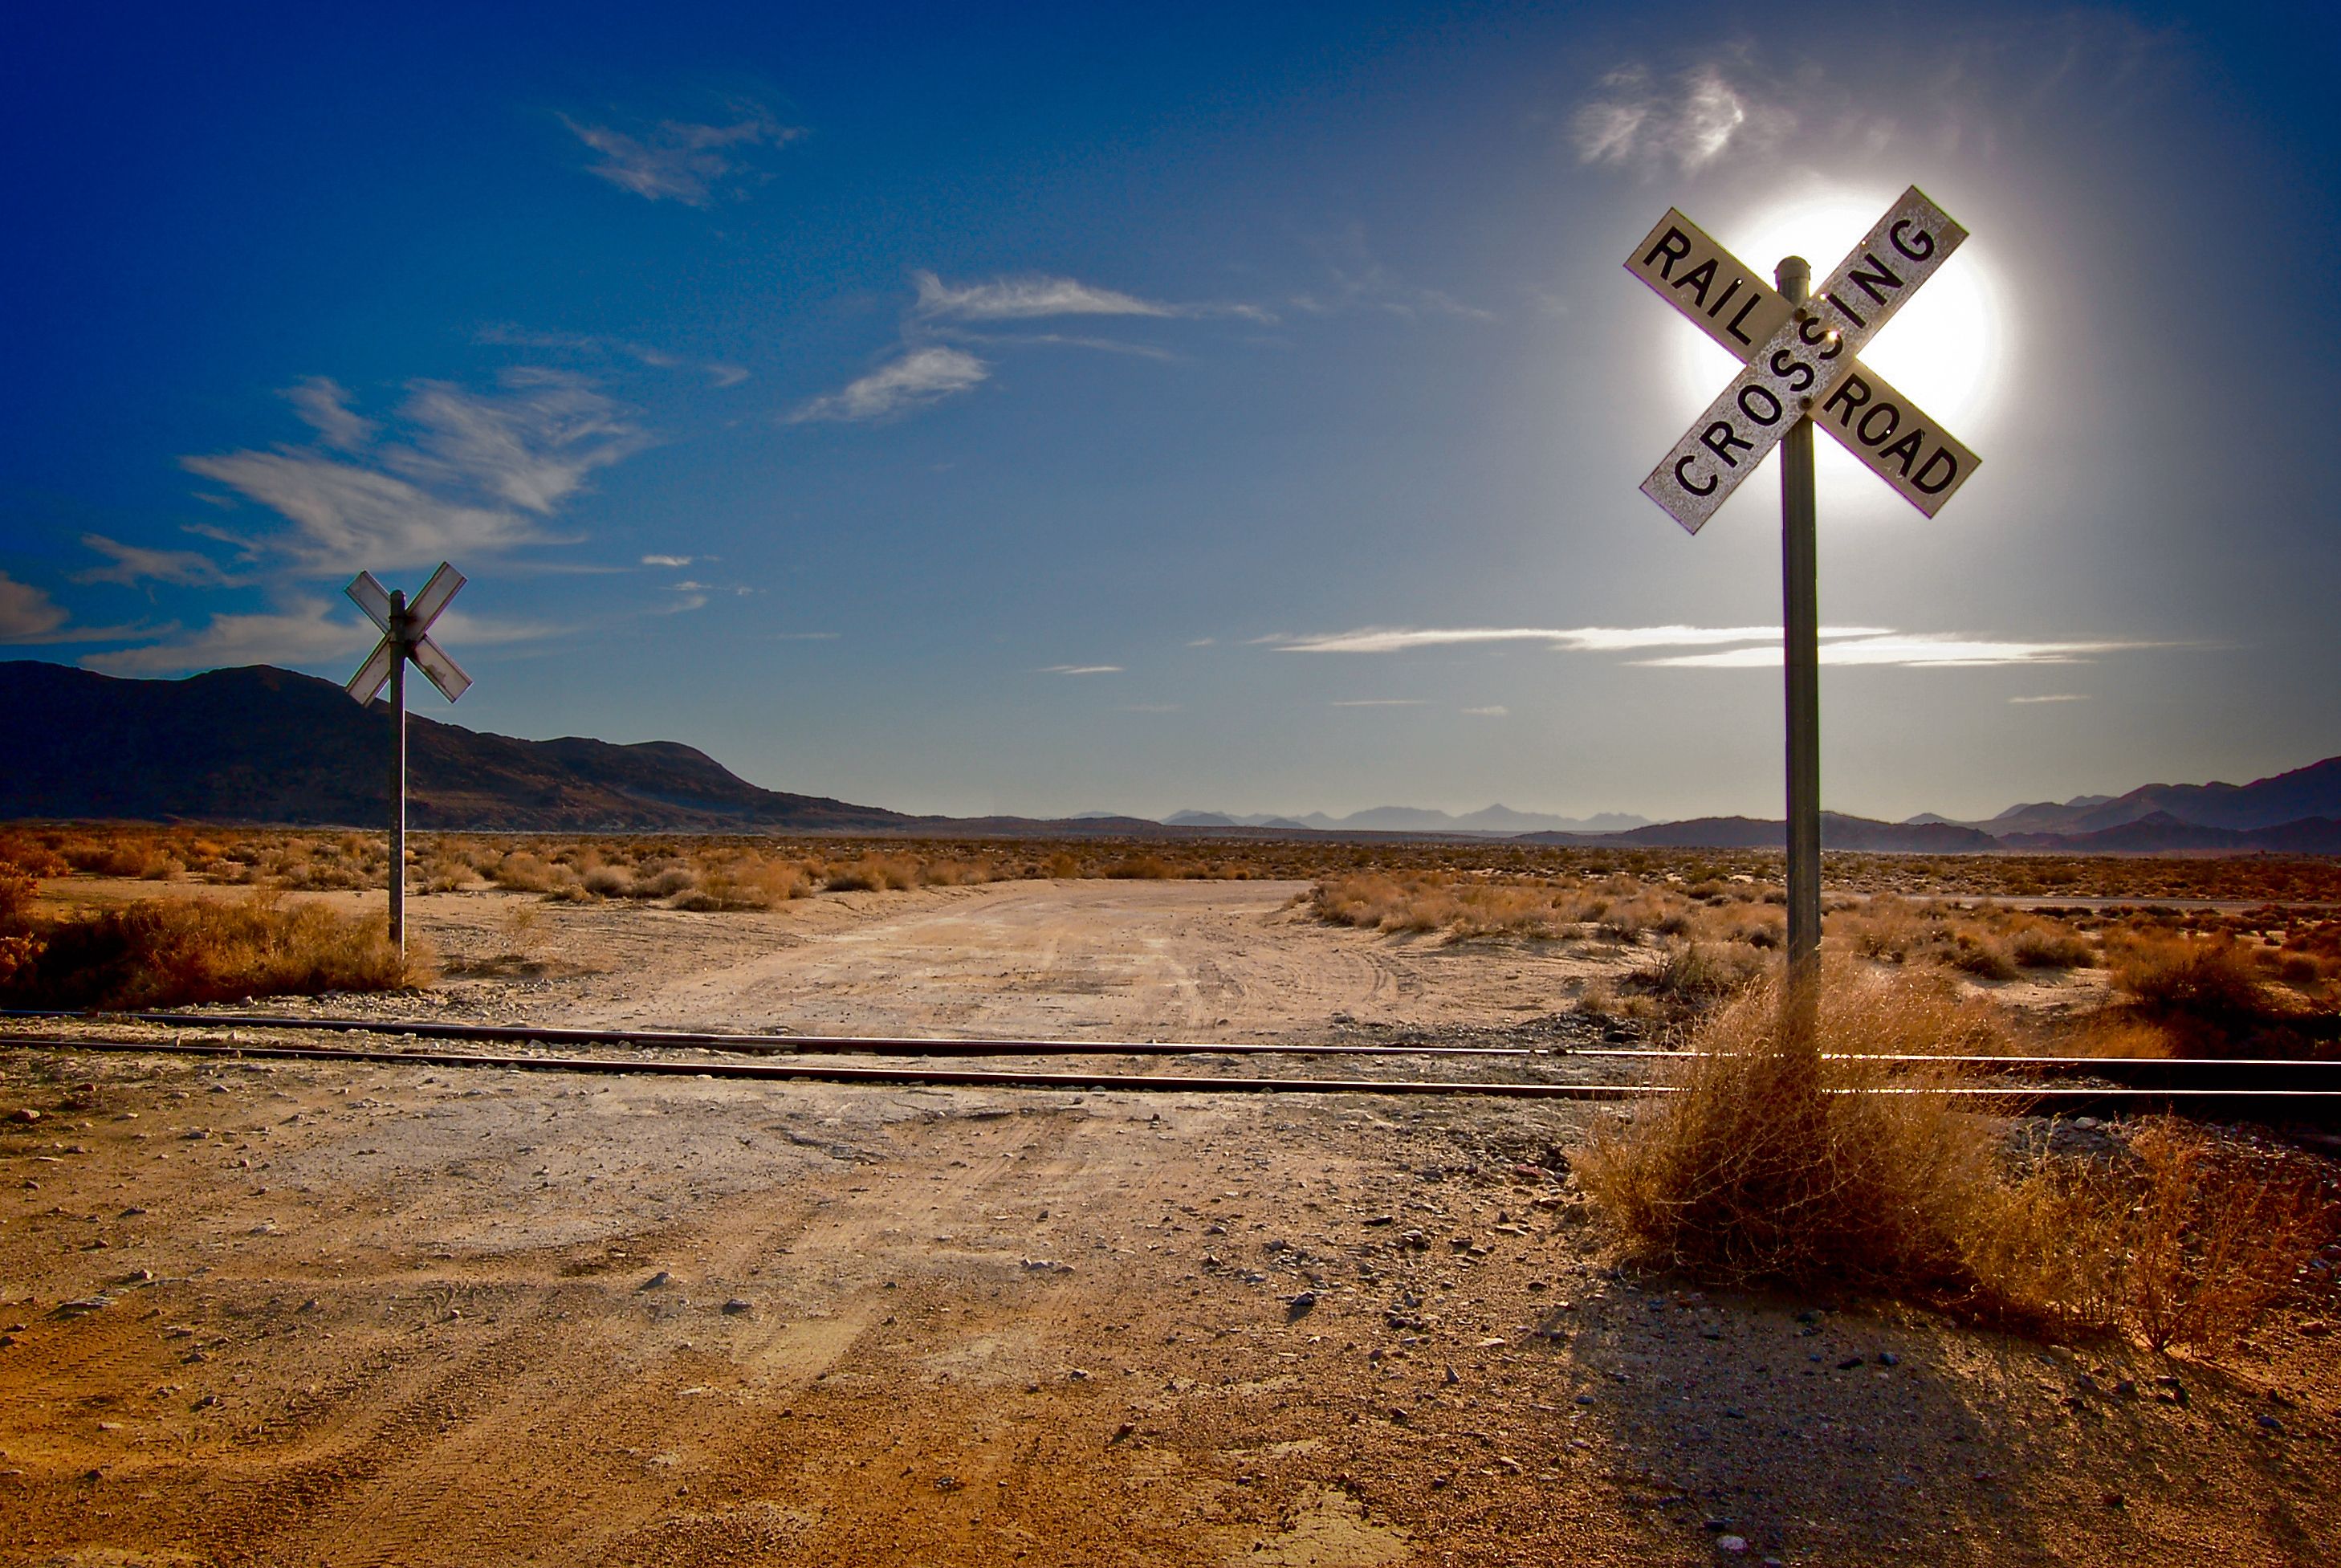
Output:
345 561 472 704
1627 186 1979 533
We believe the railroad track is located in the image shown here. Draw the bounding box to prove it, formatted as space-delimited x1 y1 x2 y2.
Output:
4 1012 2339 1121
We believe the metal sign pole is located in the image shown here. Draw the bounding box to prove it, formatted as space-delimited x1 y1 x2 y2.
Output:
344 562 471 964
1777 259 1822 1024
389 589 408 958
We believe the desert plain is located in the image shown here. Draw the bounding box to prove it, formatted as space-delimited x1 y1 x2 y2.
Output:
3 867 2338 1567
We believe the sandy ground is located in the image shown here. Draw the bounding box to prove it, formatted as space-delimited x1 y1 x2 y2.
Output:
3 879 2338 1566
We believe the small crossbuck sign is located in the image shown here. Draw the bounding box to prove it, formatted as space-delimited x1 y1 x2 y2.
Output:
344 561 471 704
1626 185 1979 532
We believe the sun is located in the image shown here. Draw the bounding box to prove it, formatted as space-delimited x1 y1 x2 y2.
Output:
1667 182 2009 434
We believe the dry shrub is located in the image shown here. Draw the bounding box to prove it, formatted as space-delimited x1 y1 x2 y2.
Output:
676 856 812 911
581 864 633 898
1101 853 1179 881
1579 972 1994 1289
822 854 921 893
2111 935 2269 1020
0 893 425 1009
490 852 558 893
1940 925 2019 980
2006 917 2095 970
1581 970 2333 1350
1628 940 1767 1010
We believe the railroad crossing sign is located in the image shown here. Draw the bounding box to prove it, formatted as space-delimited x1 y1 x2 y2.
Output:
343 561 470 953
1619 185 1979 999
1626 186 1977 532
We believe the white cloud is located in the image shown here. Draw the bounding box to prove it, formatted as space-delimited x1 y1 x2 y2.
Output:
0 572 69 641
1039 664 1122 675
476 324 751 388
79 597 561 678
284 377 376 450
560 108 803 206
1462 705 1508 717
1637 636 2152 669
914 271 1172 321
387 372 640 515
912 270 1272 324
79 597 372 675
2009 693 2091 703
1571 63 1797 174
1330 698 1425 707
706 363 752 389
788 348 991 422
641 554 694 567
74 534 231 589
182 372 640 574
1271 625 1890 655
0 570 159 646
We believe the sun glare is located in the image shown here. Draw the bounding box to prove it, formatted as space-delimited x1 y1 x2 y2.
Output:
1667 184 2008 434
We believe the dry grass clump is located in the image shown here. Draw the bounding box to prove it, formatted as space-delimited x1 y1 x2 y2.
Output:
0 892 425 1009
2102 931 2335 1057
1578 970 2336 1351
1578 973 2002 1290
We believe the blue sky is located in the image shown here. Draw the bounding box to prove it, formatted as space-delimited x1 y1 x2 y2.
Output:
5 1 2337 822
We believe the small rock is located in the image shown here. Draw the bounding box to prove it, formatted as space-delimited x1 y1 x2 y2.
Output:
722 1298 751 1315
53 1297 113 1318
1109 1421 1136 1444
6 1109 39 1124
1285 1290 1318 1319
638 1271 671 1292
1877 1350 1899 1367
1836 1356 1864 1370
1443 1365 1460 1387
1716 1535 1748 1554
2256 1414 2285 1434
2103 1491 2127 1509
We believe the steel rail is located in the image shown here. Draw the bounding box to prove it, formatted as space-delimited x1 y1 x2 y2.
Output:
0 1009 1530 1059
5 1032 2339 1118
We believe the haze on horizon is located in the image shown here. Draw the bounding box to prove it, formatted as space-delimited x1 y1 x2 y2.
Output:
3 1 2336 826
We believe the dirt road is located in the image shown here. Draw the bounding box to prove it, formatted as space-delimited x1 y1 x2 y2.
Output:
3 880 2335 1566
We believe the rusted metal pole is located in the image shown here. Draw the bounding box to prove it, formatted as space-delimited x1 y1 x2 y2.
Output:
1777 257 1822 1037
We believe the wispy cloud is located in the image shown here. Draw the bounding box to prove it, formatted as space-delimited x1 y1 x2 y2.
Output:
477 324 751 388
1289 227 1496 322
1270 625 1890 655
0 570 164 646
74 534 233 589
788 347 990 423
1330 698 1425 707
284 377 375 450
77 597 370 674
182 370 641 573
641 554 695 567
1638 637 2155 670
912 270 1270 324
1462 705 1508 717
2009 692 2092 703
2 572 71 642
1039 663 1122 675
560 105 803 206
80 597 562 678
1571 62 1797 175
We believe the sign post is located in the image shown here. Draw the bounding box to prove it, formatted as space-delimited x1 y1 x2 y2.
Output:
344 562 471 955
1623 187 1979 1007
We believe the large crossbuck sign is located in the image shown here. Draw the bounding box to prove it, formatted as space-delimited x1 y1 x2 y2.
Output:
343 561 471 954
1627 186 1978 532
1621 186 1979 1008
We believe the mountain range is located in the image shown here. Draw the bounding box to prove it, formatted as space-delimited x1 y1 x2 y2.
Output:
4 660 2339 854
1162 805 1651 835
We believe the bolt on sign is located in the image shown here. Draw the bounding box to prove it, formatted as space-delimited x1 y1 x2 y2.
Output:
1626 186 1980 532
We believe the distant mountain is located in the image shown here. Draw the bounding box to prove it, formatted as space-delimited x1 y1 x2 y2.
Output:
1163 804 1650 836
1998 812 2341 855
1941 760 2341 837
1516 813 1998 853
0 662 1150 836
